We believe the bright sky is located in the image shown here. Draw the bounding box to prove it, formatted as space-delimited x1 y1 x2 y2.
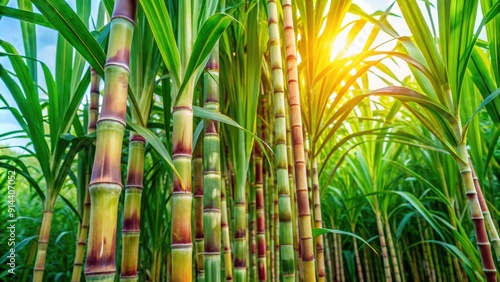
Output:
0 1 102 148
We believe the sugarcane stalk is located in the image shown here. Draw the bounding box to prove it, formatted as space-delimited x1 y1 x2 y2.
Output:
84 1 137 280
120 133 145 282
375 209 392 282
311 158 325 281
324 233 334 282
430 229 442 282
267 1 296 280
194 139 205 282
170 100 195 282
384 220 401 282
469 158 500 262
353 237 364 282
282 0 316 280
203 46 222 282
332 221 340 282
264 168 273 282
233 130 248 282
228 157 235 237
437 163 465 281
33 208 53 281
425 226 436 282
338 233 345 282
254 141 268 281
445 251 454 282
352 224 364 282
405 238 421 282
250 160 257 281
305 143 313 228
455 142 496 282
21 224 39 281
261 96 273 281
285 99 299 278
268 159 276 282
362 231 372 282
222 170 233 281
274 173 280 282
170 0 200 279
71 68 100 282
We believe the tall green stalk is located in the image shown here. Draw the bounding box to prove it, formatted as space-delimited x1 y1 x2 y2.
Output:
250 160 257 281
194 139 205 282
85 1 137 280
221 2 266 280
353 236 364 282
384 220 401 282
470 158 500 261
261 97 273 281
120 7 160 281
203 46 222 281
222 169 233 281
33 200 53 281
363 232 372 282
120 133 145 282
285 103 299 278
281 0 316 279
311 158 325 281
255 142 267 281
375 209 392 282
71 69 100 282
456 142 496 281
267 1 295 280
170 1 196 280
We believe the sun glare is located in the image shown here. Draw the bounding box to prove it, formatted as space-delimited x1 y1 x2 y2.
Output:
329 14 364 61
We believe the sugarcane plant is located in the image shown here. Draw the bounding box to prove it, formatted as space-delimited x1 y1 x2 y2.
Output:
219 1 267 280
266 0 296 281
138 0 232 279
371 1 500 280
70 68 100 282
281 0 317 280
0 1 95 280
202 38 222 282
84 0 137 280
71 3 108 280
119 5 161 281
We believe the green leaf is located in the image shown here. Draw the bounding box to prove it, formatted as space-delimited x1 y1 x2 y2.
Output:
175 13 233 104
0 60 51 182
0 6 54 29
193 105 272 153
139 0 181 86
52 134 94 198
391 190 445 239
192 120 204 153
58 193 81 221
396 0 447 85
18 0 38 85
0 235 38 265
386 160 450 205
468 48 500 125
427 240 483 280
31 0 106 77
0 162 44 201
462 87 500 142
312 228 379 255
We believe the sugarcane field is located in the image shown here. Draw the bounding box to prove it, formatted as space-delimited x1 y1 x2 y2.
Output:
3 0 500 281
